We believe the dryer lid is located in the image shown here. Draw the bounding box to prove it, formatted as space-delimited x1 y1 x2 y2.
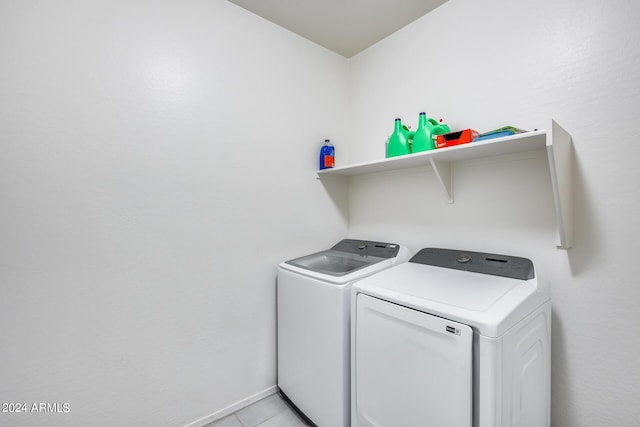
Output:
353 248 547 337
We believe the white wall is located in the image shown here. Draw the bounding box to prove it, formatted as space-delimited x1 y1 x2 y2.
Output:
0 1 349 426
3 0 639 426
346 0 640 426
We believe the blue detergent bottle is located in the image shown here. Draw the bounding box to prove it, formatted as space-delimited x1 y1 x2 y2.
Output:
319 139 335 170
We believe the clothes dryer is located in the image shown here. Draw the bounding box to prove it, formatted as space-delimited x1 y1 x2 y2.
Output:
278 239 410 427
351 248 551 427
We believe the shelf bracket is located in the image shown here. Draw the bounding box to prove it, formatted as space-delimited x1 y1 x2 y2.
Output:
429 158 453 203
547 120 573 249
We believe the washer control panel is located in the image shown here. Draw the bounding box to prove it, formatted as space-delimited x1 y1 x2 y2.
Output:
331 239 400 259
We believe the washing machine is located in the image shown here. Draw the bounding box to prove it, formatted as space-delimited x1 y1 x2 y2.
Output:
277 239 410 427
351 248 551 427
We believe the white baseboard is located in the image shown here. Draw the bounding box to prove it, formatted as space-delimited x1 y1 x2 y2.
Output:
184 385 279 427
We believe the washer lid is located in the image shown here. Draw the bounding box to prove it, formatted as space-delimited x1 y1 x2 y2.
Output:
284 239 402 277
286 249 385 277
353 249 548 337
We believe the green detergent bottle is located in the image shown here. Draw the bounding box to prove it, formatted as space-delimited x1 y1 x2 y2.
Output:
401 124 414 144
412 112 451 152
430 118 451 147
387 118 411 157
412 112 436 152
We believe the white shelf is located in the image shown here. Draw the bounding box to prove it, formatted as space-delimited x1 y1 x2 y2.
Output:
317 120 573 249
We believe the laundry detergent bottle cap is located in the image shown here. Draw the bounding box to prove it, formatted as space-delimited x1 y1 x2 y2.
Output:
319 139 335 170
387 118 411 158
412 112 436 152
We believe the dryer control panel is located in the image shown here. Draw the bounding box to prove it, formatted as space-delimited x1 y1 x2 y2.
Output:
410 248 534 280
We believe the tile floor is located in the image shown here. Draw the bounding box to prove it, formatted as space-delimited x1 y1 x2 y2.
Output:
203 392 311 427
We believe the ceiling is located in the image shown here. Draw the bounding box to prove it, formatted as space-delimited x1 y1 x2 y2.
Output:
227 0 448 58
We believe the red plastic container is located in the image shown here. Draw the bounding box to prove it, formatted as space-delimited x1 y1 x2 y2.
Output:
436 129 479 148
